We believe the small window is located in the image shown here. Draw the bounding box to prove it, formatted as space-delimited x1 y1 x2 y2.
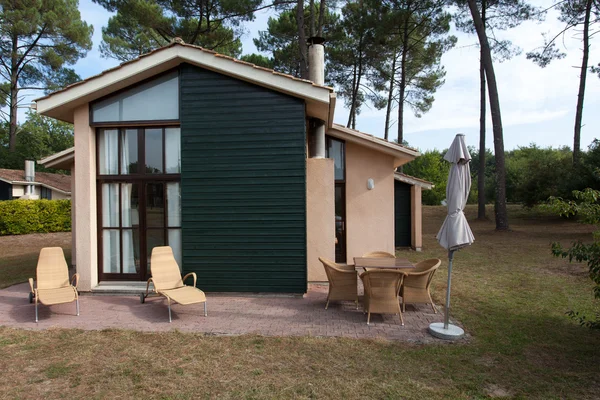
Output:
91 71 179 123
41 186 52 200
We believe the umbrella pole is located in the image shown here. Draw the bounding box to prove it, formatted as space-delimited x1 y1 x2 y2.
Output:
444 250 455 329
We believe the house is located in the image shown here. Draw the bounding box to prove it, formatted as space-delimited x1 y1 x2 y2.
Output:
36 39 426 293
0 161 71 200
393 172 434 251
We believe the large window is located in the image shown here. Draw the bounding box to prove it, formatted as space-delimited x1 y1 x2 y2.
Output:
326 137 346 263
97 127 181 280
91 71 179 124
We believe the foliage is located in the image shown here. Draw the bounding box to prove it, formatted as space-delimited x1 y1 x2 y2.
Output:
0 0 92 150
545 188 600 329
239 54 275 69
0 200 71 235
403 149 449 205
254 3 342 78
0 112 74 172
374 0 456 142
93 0 265 61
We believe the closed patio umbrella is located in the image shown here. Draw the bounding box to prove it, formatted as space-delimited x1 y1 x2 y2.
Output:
429 134 474 340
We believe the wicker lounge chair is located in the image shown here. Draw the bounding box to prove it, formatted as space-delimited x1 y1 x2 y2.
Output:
28 247 79 323
360 269 406 325
400 258 441 313
319 257 359 310
361 251 395 272
141 246 207 322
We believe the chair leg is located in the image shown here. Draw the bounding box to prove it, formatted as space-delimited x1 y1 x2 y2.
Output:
168 299 172 323
398 306 404 326
355 298 358 310
402 299 405 313
431 302 437 314
76 298 80 316
204 302 207 317
325 299 329 310
35 298 38 323
367 311 371 325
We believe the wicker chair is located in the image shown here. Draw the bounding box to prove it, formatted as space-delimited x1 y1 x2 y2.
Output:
400 258 441 313
142 246 207 322
360 269 406 325
362 251 395 272
319 257 358 310
28 247 79 323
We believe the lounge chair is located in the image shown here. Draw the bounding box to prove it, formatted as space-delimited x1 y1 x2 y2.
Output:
360 269 406 325
319 257 359 310
400 258 441 313
362 251 395 272
28 247 79 323
142 246 207 322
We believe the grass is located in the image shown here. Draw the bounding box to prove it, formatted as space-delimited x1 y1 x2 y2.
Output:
0 205 599 399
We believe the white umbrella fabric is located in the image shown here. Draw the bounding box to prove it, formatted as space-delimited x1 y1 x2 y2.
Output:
429 134 475 340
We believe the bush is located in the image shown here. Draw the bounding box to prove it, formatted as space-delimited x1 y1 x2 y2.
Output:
0 199 71 235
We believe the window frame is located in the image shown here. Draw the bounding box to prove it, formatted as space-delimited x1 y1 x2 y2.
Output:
326 136 347 263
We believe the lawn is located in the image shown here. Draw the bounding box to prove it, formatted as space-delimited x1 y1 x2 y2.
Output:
0 205 598 399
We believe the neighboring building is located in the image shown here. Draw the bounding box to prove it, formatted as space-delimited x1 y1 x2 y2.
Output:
36 41 425 293
0 163 71 201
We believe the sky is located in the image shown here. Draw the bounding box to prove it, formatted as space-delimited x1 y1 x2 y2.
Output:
26 0 600 153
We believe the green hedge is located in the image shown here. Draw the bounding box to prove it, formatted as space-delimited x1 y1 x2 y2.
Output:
0 199 71 235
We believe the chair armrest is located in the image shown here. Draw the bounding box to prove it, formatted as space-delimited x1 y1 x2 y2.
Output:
182 272 197 287
407 269 434 277
28 278 35 293
71 273 80 288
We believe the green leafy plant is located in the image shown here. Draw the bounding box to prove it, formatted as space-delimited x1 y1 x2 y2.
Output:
0 200 71 235
545 188 600 329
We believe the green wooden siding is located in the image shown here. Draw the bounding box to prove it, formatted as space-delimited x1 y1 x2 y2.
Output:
394 181 411 247
179 63 307 293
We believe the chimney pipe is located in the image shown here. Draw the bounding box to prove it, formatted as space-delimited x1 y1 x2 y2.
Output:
24 160 35 196
308 37 326 159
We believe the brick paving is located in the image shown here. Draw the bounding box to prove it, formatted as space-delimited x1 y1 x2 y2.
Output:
0 283 458 342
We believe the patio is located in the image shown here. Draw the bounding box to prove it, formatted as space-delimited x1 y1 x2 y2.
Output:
0 282 454 343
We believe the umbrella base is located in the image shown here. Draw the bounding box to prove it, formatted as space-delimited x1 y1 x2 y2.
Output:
428 322 464 340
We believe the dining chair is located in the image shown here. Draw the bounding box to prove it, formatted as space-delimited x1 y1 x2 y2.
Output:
360 269 406 325
319 257 359 310
400 258 441 313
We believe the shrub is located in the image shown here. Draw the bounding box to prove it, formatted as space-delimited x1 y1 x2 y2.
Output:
0 199 71 235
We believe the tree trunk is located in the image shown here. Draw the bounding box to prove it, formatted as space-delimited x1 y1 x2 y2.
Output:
309 0 315 37
397 12 410 145
347 63 357 128
317 0 326 37
573 0 592 166
296 0 309 79
9 33 19 152
477 1 487 220
467 0 509 231
384 52 397 141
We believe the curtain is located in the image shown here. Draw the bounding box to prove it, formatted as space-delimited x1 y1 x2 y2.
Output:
102 183 119 273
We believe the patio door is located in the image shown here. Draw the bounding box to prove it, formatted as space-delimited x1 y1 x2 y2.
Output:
97 127 181 281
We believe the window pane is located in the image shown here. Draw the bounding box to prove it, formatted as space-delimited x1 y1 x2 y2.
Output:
166 182 181 227
102 183 119 227
121 129 138 174
165 127 181 173
98 129 119 175
145 128 163 173
121 183 139 228
147 229 165 271
121 73 179 121
92 72 179 123
146 183 164 227
103 230 120 273
168 229 182 269
122 229 140 274
328 139 345 181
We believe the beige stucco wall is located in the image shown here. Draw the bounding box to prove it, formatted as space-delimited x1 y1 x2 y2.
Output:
345 142 395 263
51 190 70 200
71 165 76 267
306 158 335 282
73 104 97 291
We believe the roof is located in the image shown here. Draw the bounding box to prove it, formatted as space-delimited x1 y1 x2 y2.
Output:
34 42 334 124
394 172 434 190
327 124 420 168
0 169 71 194
39 147 74 170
